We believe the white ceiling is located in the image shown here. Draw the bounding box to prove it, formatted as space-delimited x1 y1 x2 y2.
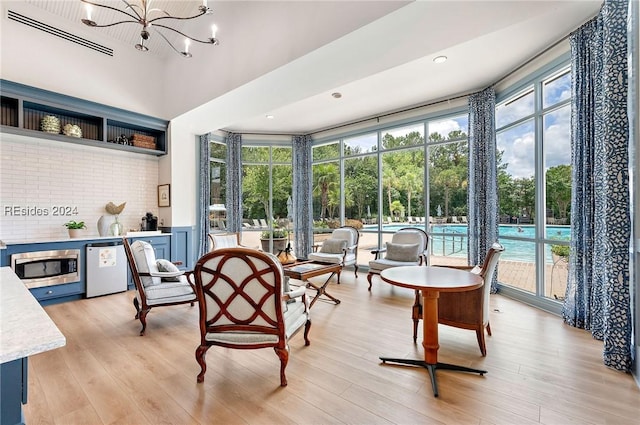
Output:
15 0 601 136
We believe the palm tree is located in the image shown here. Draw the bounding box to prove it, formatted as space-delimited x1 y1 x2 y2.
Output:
382 168 398 217
399 171 422 217
434 169 460 218
313 163 338 220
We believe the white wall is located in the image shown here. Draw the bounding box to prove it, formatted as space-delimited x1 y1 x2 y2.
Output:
0 133 159 242
0 2 167 119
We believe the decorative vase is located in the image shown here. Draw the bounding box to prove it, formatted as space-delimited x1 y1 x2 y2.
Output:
109 216 123 236
97 215 114 236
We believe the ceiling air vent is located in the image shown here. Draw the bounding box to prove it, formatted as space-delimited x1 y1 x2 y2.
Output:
7 10 113 57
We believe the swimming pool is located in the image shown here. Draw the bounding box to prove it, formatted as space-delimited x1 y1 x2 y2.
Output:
362 224 571 262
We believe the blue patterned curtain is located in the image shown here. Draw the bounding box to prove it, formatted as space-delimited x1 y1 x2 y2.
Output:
197 133 211 258
225 132 242 233
467 87 499 291
292 135 313 258
563 0 631 371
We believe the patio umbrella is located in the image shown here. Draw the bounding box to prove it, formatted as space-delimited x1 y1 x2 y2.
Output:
286 196 293 220
437 204 442 217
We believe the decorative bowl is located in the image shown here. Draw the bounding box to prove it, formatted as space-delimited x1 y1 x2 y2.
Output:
62 124 82 138
40 115 61 134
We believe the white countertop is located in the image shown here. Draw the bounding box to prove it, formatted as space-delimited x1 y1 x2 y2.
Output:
0 267 66 363
2 231 170 246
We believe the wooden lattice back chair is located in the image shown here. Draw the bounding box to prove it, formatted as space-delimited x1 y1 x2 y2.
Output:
190 247 311 386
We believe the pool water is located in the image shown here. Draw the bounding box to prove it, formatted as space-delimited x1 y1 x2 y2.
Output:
363 224 571 262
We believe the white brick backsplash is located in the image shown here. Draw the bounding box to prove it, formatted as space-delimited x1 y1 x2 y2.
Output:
0 137 159 242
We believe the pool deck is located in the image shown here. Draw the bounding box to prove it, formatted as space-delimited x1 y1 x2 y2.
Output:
242 229 569 300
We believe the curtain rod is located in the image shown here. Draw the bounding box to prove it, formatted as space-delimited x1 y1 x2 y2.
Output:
491 12 598 88
310 91 473 136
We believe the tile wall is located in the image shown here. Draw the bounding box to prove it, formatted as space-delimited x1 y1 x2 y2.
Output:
0 136 159 242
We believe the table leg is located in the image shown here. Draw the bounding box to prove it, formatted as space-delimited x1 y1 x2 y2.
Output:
306 272 340 308
380 289 486 397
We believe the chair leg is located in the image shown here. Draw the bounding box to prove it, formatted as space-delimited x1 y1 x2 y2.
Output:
138 308 150 336
367 273 373 291
133 297 141 319
486 322 492 336
303 319 311 346
274 347 289 387
412 290 422 343
336 270 342 284
354 264 358 278
476 327 487 357
195 345 210 383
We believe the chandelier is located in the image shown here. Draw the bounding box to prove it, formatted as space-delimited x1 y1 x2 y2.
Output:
80 0 219 58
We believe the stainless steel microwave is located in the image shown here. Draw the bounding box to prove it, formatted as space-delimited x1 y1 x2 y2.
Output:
11 249 80 289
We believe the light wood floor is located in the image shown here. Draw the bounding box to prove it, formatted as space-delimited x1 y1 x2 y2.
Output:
24 272 640 425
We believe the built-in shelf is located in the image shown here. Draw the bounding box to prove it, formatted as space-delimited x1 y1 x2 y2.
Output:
0 80 168 156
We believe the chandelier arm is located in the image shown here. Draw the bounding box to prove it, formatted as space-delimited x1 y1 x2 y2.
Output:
154 30 186 55
85 20 141 28
152 24 216 44
80 0 140 22
120 0 144 21
148 10 207 24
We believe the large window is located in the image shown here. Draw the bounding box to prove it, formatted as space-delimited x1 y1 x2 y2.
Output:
311 115 469 270
496 65 572 306
209 140 227 231
241 144 292 252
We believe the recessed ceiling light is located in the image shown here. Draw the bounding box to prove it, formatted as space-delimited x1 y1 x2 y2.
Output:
266 114 274 119
331 92 342 99
433 55 447 64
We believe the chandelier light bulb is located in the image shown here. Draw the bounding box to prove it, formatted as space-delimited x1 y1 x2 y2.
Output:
85 4 92 21
184 39 190 53
211 24 218 39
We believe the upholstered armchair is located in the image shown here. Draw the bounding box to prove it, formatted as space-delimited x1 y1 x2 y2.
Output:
123 238 197 335
412 243 505 356
307 226 359 283
208 232 245 251
367 227 429 290
191 247 311 387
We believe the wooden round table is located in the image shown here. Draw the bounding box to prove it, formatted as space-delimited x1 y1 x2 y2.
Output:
380 265 486 397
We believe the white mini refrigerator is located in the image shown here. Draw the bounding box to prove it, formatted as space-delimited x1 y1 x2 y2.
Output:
86 242 127 297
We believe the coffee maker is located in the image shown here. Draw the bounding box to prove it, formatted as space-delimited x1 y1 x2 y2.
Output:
141 212 158 231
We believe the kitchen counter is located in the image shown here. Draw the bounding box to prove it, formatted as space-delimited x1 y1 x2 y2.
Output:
1 267 66 363
1 267 66 424
2 232 170 246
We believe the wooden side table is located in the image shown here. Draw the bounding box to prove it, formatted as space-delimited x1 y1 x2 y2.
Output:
380 265 486 397
283 261 342 308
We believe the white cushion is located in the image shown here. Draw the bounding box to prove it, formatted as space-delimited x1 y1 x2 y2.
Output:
385 242 420 262
211 234 239 250
308 252 356 265
131 241 160 287
156 259 181 282
143 275 195 304
369 258 420 273
320 239 347 254
332 228 356 246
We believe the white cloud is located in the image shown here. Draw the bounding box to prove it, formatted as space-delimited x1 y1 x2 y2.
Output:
428 118 464 138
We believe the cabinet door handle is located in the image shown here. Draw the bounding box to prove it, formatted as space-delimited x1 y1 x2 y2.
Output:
46 290 53 294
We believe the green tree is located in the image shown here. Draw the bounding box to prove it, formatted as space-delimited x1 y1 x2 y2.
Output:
313 163 339 220
434 168 461 218
399 171 422 217
546 165 572 219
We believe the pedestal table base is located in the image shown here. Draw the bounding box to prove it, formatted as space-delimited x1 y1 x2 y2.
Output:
379 357 487 397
